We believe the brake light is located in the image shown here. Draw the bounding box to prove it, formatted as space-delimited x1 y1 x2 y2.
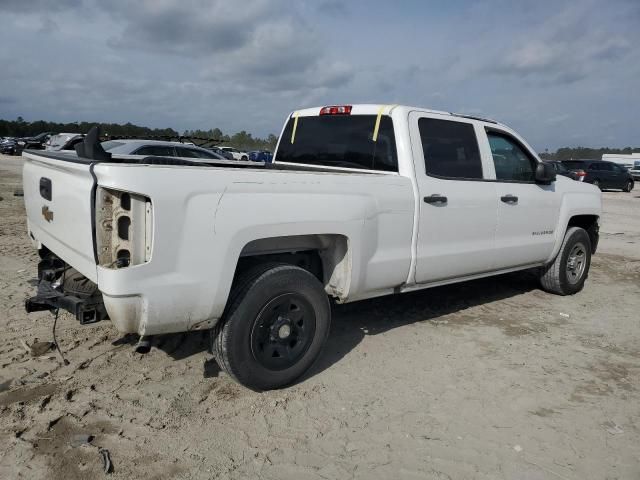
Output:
319 105 352 115
576 169 586 181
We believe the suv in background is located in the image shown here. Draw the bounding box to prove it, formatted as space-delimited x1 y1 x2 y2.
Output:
630 160 640 181
563 160 634 192
544 160 578 180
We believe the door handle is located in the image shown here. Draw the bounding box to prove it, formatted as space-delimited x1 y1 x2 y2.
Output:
424 194 448 205
500 194 518 204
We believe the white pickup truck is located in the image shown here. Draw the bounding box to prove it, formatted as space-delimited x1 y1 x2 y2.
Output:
22 104 601 390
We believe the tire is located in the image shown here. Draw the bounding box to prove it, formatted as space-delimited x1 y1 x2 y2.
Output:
241 156 248 161
592 179 601 190
212 263 331 390
539 226 591 295
623 180 634 192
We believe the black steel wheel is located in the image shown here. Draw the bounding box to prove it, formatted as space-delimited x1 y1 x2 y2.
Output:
212 263 330 390
250 293 316 371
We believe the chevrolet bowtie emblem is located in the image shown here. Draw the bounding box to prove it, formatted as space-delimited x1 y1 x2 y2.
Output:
42 205 54 222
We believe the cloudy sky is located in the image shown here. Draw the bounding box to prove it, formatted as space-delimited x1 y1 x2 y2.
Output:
1 0 638 150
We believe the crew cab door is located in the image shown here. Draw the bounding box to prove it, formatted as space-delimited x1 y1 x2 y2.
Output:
480 128 561 269
409 113 498 283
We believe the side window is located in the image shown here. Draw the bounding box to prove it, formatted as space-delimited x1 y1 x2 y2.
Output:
135 146 175 156
487 132 537 182
588 163 599 171
175 147 199 158
419 118 483 179
600 163 614 172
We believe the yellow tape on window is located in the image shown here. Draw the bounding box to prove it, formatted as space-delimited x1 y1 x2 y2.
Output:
372 105 396 142
290 112 299 144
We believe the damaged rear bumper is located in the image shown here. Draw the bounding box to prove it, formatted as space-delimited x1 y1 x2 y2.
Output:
25 257 108 325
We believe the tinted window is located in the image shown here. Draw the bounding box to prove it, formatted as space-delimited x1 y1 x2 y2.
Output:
600 163 614 171
276 115 398 172
588 163 599 171
419 118 482 179
134 146 175 156
487 132 536 182
563 161 586 170
175 147 218 159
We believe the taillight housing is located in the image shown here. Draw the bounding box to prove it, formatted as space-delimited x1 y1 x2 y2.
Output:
576 170 586 181
319 105 352 115
95 187 153 269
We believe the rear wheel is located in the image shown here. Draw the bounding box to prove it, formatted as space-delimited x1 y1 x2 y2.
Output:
212 263 330 390
624 180 634 192
539 226 592 295
592 179 601 189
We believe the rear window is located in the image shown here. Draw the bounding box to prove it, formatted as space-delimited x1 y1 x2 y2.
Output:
276 115 398 172
562 161 586 170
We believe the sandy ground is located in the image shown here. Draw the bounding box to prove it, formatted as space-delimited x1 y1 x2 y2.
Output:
0 153 639 480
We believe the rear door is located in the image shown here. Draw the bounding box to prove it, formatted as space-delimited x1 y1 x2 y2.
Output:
481 129 561 269
409 113 497 283
22 152 98 281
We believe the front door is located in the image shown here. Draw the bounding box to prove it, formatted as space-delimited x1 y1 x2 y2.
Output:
409 113 498 284
482 129 561 269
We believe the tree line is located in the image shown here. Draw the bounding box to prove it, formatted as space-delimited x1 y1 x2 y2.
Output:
0 117 278 151
540 146 640 161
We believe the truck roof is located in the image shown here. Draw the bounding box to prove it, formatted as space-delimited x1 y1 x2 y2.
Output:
291 104 502 126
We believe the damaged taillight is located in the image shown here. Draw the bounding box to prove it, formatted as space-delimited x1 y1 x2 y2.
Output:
95 187 152 268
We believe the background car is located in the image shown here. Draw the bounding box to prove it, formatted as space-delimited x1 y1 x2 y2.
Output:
45 133 85 151
206 146 234 160
630 160 640 181
218 146 248 161
544 160 578 180
17 132 55 151
562 159 634 191
248 150 274 163
101 139 227 162
0 137 18 155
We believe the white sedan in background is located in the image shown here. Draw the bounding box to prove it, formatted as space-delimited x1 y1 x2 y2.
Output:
218 146 249 161
101 139 227 162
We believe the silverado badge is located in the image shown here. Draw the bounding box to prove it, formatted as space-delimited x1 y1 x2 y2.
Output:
41 205 54 222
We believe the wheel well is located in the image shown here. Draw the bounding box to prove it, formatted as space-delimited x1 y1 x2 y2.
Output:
567 215 599 253
235 234 350 299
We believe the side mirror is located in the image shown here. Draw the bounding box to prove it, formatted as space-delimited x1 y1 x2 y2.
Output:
535 162 556 184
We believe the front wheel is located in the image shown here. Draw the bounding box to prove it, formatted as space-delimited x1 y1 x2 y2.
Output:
212 264 331 390
624 180 634 192
539 226 592 295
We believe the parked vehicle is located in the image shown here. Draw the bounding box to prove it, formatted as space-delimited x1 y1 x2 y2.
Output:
544 160 578 180
562 160 634 191
206 146 234 160
630 160 640 181
17 132 55 151
45 133 85 151
100 139 227 161
601 153 639 170
248 150 274 163
22 104 601 390
0 137 18 155
219 146 249 161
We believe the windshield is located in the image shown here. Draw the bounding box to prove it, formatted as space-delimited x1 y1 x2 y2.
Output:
276 115 398 172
